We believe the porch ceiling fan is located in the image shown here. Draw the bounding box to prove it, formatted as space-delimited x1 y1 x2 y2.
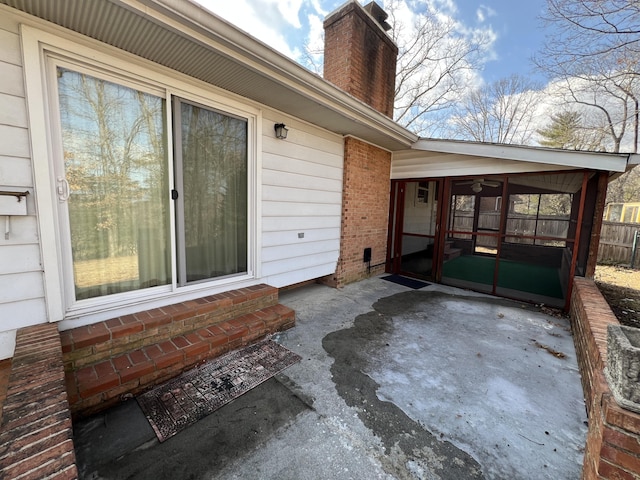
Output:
456 178 501 193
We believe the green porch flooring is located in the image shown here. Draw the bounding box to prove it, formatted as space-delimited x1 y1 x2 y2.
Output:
441 255 564 299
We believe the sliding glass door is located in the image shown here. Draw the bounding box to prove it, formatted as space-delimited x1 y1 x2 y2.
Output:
54 65 251 308
173 99 248 285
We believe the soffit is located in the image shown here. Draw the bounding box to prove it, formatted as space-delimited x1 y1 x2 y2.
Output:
451 173 587 194
506 173 587 194
1 0 417 150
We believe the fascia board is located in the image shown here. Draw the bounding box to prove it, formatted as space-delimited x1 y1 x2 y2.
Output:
412 138 629 173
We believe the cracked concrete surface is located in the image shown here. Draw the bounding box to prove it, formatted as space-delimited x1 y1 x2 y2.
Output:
74 278 586 479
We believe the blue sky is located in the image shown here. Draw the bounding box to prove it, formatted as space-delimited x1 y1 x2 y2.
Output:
196 0 550 86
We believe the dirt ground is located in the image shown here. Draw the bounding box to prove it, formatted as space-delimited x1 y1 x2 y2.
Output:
594 264 640 328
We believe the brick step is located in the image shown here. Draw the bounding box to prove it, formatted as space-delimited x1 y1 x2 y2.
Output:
443 247 462 261
61 284 279 371
65 303 295 417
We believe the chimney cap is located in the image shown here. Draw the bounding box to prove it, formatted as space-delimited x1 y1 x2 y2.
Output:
363 2 392 31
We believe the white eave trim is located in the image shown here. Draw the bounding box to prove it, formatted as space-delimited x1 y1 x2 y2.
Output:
412 138 630 173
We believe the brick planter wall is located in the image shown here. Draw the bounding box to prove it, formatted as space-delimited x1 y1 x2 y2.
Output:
570 277 640 479
0 324 78 480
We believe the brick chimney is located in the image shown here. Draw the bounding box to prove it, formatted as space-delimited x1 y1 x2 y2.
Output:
320 2 397 288
323 1 398 118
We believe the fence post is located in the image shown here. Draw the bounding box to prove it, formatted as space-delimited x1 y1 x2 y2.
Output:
632 230 639 269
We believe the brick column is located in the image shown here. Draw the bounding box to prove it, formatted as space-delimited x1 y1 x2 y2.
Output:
324 137 391 287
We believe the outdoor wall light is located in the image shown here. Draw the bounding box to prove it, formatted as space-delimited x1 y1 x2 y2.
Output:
274 123 288 139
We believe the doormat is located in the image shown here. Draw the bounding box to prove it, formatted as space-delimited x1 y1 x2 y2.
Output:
137 339 301 442
382 274 431 289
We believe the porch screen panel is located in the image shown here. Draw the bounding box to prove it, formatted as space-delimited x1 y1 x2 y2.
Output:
476 196 501 254
450 195 474 239
57 68 171 300
178 102 247 283
505 193 571 246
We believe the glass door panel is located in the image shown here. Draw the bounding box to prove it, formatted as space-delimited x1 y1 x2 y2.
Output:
57 67 171 300
174 100 248 285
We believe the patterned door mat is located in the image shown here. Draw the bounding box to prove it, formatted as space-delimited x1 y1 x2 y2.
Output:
137 339 301 442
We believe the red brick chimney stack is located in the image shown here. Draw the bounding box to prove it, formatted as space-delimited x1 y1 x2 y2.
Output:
323 1 398 118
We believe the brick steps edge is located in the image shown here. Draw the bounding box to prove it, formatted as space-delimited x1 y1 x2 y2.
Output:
61 284 279 371
0 324 78 480
66 304 295 417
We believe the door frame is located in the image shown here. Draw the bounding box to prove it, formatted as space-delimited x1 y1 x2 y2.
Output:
387 178 445 280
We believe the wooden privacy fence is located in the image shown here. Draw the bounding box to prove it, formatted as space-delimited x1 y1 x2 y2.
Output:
597 222 640 268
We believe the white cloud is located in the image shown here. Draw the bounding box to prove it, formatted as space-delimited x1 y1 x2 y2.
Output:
275 0 304 28
301 13 325 73
196 0 301 59
427 0 458 16
476 5 496 23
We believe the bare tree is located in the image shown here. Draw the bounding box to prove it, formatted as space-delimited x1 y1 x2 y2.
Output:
535 0 640 153
387 0 494 136
540 0 640 68
449 75 543 144
607 167 640 204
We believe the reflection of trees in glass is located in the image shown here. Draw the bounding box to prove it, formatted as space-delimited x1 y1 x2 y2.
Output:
58 68 170 297
454 195 475 213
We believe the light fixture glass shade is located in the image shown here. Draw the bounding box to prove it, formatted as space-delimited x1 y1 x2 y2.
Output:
471 182 483 193
274 123 288 139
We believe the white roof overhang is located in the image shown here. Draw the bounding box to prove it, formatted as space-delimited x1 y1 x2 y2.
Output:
1 0 417 150
393 138 636 180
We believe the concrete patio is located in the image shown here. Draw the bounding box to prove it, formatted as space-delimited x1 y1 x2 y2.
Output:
73 278 587 479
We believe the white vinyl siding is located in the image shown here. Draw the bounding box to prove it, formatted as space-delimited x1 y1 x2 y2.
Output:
1 11 347 358
0 16 44 358
261 115 343 287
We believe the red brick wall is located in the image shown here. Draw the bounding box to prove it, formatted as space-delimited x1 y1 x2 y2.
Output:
323 2 397 117
325 137 391 287
570 277 640 479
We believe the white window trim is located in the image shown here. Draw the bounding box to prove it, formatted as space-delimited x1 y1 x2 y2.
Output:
21 24 262 325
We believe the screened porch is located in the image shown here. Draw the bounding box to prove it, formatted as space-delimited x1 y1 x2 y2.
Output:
389 171 601 308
